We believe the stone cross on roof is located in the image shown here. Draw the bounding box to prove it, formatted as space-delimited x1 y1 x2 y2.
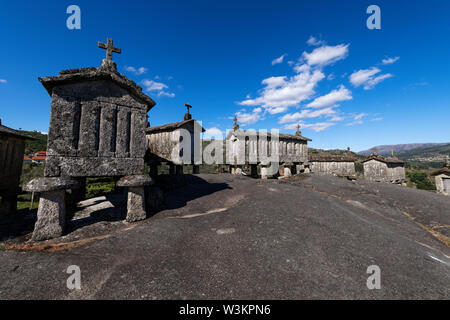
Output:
184 103 192 120
296 123 301 136
233 116 239 131
98 38 121 61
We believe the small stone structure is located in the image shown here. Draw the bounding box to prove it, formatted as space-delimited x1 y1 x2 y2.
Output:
23 38 156 241
0 120 35 218
226 121 311 178
362 153 406 185
431 157 450 196
310 154 357 178
145 104 205 175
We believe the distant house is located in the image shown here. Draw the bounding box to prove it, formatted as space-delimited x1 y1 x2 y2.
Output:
431 158 450 196
23 155 32 164
362 153 406 185
310 154 357 178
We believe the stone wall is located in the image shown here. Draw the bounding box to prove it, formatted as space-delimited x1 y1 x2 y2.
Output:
363 159 405 184
44 80 147 177
227 132 309 165
311 161 355 177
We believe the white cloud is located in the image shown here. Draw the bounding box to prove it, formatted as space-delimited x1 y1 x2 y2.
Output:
306 85 352 108
203 127 224 140
237 40 349 121
307 36 325 47
235 108 264 126
0 79 6 84
158 91 175 98
279 107 336 124
272 54 287 65
125 66 147 75
382 56 400 65
142 79 167 91
349 67 392 90
302 44 349 67
364 74 393 90
346 113 368 126
284 121 336 132
371 117 383 121
327 73 335 80
141 79 175 98
349 67 380 87
238 67 325 114
330 115 345 122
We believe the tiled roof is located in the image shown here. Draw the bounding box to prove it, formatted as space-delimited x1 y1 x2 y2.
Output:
146 119 206 133
0 124 36 140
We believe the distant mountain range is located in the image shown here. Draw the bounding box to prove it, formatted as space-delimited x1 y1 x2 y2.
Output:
358 143 450 157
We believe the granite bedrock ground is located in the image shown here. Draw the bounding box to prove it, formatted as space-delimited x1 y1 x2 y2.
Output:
0 174 449 299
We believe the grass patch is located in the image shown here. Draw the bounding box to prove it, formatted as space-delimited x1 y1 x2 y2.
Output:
85 177 117 199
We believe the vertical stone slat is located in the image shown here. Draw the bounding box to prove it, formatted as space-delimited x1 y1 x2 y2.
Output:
116 106 131 158
130 110 146 158
47 95 78 157
78 102 100 157
98 103 116 157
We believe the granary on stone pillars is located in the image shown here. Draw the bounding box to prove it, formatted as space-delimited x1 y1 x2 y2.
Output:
0 120 35 218
431 156 450 196
145 104 205 175
225 120 311 178
362 152 406 185
309 154 357 179
23 38 156 241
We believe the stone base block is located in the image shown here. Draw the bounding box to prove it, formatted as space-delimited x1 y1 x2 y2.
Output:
32 190 66 241
126 187 147 222
284 167 292 177
117 175 153 223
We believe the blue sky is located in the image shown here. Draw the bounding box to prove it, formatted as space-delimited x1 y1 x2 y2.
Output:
0 0 449 151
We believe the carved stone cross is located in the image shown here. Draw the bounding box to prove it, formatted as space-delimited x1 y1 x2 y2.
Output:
185 103 192 114
98 38 121 61
233 116 239 131
296 123 301 136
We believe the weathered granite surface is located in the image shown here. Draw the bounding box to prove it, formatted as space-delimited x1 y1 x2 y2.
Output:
125 187 147 222
22 177 79 193
117 174 153 187
31 190 67 241
40 64 155 178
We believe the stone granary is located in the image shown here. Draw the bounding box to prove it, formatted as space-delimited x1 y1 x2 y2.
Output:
226 121 311 178
23 38 156 241
362 153 406 185
0 120 35 218
431 157 450 195
309 154 357 178
145 104 205 175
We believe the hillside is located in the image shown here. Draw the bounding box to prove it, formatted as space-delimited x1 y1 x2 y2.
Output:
396 144 450 163
19 130 47 154
358 143 449 156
